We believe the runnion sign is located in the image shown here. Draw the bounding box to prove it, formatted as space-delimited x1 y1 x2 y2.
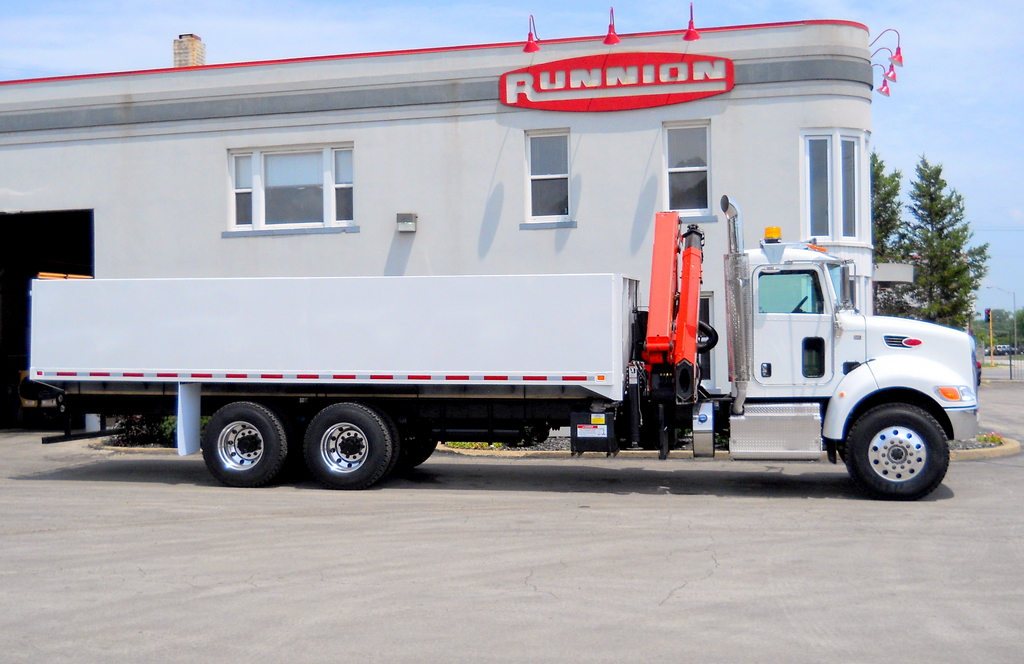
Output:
500 52 735 112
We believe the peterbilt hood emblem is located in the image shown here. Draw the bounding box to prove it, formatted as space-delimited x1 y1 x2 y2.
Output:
884 335 923 348
499 52 735 112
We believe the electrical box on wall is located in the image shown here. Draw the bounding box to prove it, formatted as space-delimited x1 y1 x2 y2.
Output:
397 213 417 232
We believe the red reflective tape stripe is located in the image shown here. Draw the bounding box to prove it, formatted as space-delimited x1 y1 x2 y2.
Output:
57 372 77 376
157 373 178 378
89 372 110 377
562 376 588 381
226 374 247 379
523 376 547 381
446 375 469 380
333 375 356 380
36 371 43 376
484 376 509 381
297 374 319 379
261 374 283 379
191 373 212 378
370 375 393 380
123 373 144 378
408 375 431 380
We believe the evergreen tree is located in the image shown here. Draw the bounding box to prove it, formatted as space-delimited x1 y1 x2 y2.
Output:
871 152 903 262
900 156 988 328
870 153 913 316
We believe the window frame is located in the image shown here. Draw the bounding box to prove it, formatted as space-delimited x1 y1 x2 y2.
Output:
664 122 711 217
802 130 867 242
525 129 571 225
228 145 356 234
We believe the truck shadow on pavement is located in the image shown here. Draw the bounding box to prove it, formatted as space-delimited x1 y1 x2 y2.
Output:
12 455 954 501
388 462 955 502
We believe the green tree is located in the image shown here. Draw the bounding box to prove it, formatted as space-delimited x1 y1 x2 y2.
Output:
900 156 988 328
870 152 913 316
871 152 903 262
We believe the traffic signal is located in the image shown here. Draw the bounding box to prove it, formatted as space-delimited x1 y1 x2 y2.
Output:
985 308 991 322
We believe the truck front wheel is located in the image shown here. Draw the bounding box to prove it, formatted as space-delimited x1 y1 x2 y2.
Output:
844 404 949 501
202 402 289 488
303 402 396 490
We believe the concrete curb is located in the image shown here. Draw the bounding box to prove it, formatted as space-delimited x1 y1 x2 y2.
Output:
438 447 747 461
89 441 179 455
949 438 1020 461
86 439 1021 461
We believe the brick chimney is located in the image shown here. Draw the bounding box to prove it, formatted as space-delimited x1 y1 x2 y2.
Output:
173 34 206 68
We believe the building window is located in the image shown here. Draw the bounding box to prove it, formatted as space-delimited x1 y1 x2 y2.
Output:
804 133 862 240
334 149 354 222
233 155 252 226
265 151 323 224
666 126 709 213
528 132 569 219
229 146 355 232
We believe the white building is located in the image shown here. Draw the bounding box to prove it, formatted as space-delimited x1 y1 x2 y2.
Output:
0 19 876 410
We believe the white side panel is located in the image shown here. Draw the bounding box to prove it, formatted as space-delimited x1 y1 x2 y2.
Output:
31 274 632 400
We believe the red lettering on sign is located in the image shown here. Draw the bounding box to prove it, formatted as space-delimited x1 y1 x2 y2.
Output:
500 52 734 112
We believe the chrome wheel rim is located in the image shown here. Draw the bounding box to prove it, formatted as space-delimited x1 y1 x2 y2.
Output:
320 423 369 473
868 426 927 483
217 421 264 470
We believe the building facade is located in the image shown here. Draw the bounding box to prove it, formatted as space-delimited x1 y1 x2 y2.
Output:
0 19 874 399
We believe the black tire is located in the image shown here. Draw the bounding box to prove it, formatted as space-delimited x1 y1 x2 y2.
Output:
303 402 395 490
393 436 439 473
201 402 288 488
844 403 949 501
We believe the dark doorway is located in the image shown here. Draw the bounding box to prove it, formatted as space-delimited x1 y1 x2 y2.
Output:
0 210 94 427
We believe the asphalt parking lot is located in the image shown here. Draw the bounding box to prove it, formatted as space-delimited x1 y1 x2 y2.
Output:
2 384 1022 663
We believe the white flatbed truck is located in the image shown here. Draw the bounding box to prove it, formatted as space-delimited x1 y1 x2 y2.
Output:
29 198 979 500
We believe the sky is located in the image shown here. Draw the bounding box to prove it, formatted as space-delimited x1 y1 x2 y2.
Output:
1 0 1022 315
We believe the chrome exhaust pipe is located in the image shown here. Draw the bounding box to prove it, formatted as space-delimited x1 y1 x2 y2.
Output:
721 196 752 416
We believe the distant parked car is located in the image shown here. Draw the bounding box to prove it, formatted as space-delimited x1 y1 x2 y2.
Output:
995 344 1012 356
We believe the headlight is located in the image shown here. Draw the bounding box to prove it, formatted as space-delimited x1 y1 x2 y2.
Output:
936 386 976 402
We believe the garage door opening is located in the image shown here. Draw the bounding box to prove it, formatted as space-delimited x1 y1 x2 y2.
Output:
0 210 94 428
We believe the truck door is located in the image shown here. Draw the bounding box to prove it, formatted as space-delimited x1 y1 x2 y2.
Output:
752 266 833 387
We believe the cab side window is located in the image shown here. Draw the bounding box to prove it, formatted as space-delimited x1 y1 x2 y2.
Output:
758 270 824 314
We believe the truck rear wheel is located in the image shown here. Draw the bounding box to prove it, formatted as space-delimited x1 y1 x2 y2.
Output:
393 436 439 473
303 402 395 490
202 402 289 488
844 404 949 501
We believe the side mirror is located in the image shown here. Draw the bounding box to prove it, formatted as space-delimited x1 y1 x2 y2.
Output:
841 264 855 309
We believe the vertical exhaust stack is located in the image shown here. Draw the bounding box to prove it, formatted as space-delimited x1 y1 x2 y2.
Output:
721 195 752 415
173 34 206 68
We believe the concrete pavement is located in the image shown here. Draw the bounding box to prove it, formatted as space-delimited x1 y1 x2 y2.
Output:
1 422 1023 663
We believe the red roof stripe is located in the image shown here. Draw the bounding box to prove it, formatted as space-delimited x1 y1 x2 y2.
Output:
57 372 77 376
89 372 110 377
562 376 588 381
261 374 283 379
408 375 432 380
297 374 319 379
157 373 178 378
191 373 213 378
226 373 248 378
484 376 509 381
370 375 393 380
0 20 868 87
123 373 144 377
445 375 469 380
523 376 547 381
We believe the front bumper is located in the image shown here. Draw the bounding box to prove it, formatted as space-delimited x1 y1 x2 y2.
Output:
945 406 979 441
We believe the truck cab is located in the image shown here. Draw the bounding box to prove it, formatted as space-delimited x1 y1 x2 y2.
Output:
730 221 979 499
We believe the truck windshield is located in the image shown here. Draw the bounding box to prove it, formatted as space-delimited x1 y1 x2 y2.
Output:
827 263 843 302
